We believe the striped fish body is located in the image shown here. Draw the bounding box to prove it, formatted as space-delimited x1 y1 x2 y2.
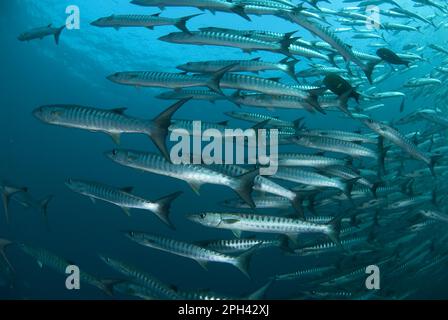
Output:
302 130 377 144
220 196 291 209
92 14 181 28
33 105 152 136
288 44 330 60
273 167 346 192
107 71 209 89
178 59 288 75
278 153 346 168
157 89 225 101
202 238 265 254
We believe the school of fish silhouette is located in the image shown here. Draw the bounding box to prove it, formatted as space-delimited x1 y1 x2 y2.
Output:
2 0 448 299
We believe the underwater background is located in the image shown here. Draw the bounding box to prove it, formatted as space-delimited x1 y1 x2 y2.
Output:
1 0 447 299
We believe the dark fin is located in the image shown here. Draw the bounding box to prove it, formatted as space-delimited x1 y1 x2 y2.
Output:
338 90 354 116
342 178 360 200
153 191 183 230
281 58 300 83
0 239 14 272
364 61 378 84
252 119 271 130
217 120 229 126
307 94 326 114
54 25 65 45
234 243 261 279
39 195 53 228
175 13 203 33
110 107 127 115
290 193 304 218
206 64 238 95
429 155 442 176
151 98 191 161
121 187 134 193
232 169 259 209
293 117 305 130
278 235 294 254
328 52 337 67
326 216 343 248
400 98 405 113
251 57 261 61
246 280 273 300
99 279 125 296
151 13 161 17
2 186 27 224
370 181 382 198
231 4 251 22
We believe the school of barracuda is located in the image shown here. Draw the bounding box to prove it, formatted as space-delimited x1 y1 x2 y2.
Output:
2 0 448 299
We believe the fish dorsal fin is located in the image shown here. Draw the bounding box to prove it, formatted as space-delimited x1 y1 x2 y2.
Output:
217 120 229 126
268 77 281 82
111 108 127 115
152 12 161 17
121 187 134 193
251 57 262 61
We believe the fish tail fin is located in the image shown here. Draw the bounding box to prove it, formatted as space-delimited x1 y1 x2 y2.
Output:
234 243 261 279
279 57 300 83
153 191 183 229
231 4 251 22
429 154 442 176
175 13 202 33
54 25 65 45
206 64 237 95
231 169 259 209
342 177 360 200
326 216 343 249
246 280 273 300
291 192 305 218
364 61 378 84
39 195 53 227
2 186 27 224
150 98 191 161
0 239 14 272
278 235 294 254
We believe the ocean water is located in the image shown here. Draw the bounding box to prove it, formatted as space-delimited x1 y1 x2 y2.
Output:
1 0 448 300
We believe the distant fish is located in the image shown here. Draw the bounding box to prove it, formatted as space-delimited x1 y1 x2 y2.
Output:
18 24 65 45
65 179 182 229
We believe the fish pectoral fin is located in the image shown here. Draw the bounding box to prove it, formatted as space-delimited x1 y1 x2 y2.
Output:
195 259 208 271
232 229 242 238
107 132 121 145
187 182 202 195
286 233 298 245
120 207 131 217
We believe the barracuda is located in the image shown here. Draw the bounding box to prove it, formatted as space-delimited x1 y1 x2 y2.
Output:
197 236 288 254
278 153 346 168
272 265 336 281
125 232 258 278
283 11 376 83
65 179 182 229
17 24 65 45
33 99 190 161
301 129 377 144
177 57 299 82
224 111 298 128
156 89 226 102
291 135 378 159
105 149 259 208
187 212 343 246
159 30 293 56
130 0 251 21
220 195 292 209
90 13 201 32
100 256 181 299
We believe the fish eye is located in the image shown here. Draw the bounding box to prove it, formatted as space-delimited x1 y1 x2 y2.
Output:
200 213 206 219
112 149 118 156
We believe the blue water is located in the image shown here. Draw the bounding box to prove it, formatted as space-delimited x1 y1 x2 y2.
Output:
1 0 447 299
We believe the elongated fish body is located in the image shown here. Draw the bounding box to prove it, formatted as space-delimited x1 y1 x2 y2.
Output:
113 282 158 300
362 119 432 168
159 31 283 53
126 232 256 277
278 153 346 168
107 71 210 89
188 212 340 244
302 130 377 144
220 195 291 209
131 0 251 21
220 73 310 100
17 244 111 295
419 110 448 128
283 12 375 82
383 23 421 32
272 266 335 281
106 150 259 208
404 78 442 87
169 119 239 137
288 44 330 61
65 179 181 228
33 104 153 139
291 135 378 159
156 89 225 102
91 13 201 32
232 93 323 113
224 111 295 128
17 24 65 45
100 257 180 299
273 167 347 193
199 237 282 254
177 58 297 80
